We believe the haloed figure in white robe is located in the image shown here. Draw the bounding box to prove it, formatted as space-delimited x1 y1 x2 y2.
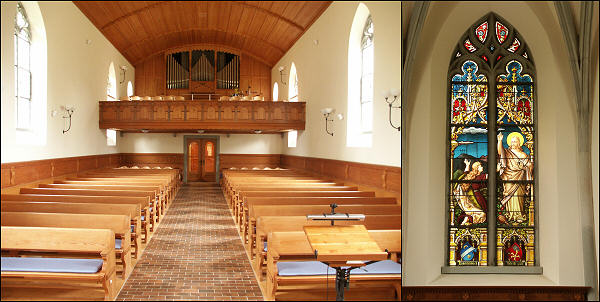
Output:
497 132 533 223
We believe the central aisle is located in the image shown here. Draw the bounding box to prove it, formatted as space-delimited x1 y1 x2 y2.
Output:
117 183 264 301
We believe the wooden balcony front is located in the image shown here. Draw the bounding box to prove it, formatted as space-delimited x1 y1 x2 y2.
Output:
99 100 305 133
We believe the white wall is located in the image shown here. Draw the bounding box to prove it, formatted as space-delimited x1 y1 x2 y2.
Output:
1 2 134 163
273 1 401 167
118 133 283 155
403 1 586 287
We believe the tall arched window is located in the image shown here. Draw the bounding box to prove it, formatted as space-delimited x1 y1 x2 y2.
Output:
127 81 134 97
106 63 117 146
273 82 279 102
447 13 536 267
360 16 374 133
288 63 298 148
15 2 32 130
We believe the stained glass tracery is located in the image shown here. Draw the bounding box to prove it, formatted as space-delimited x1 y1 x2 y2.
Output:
448 13 535 267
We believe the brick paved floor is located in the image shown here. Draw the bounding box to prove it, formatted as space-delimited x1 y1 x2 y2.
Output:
117 184 264 301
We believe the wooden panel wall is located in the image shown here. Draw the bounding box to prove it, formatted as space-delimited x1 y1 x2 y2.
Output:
1 154 121 190
220 154 281 171
134 50 271 101
402 286 589 301
281 155 401 199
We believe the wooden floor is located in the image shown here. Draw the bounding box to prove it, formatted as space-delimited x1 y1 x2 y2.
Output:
1 184 264 301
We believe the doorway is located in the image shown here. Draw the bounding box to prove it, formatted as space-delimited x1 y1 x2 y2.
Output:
183 135 220 183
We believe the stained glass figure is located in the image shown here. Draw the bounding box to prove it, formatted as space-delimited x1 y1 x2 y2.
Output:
449 13 535 268
464 39 477 53
496 21 509 44
475 21 488 43
507 38 521 53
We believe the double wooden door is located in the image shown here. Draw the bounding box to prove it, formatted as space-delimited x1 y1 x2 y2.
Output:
187 138 216 182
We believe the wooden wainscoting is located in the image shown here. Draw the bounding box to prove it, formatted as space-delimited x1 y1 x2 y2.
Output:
219 154 281 172
120 153 184 170
280 155 401 200
1 154 121 192
402 286 590 301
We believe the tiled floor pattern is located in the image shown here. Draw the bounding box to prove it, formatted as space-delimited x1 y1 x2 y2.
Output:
116 184 264 301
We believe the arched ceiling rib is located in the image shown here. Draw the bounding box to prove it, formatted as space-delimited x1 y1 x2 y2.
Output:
74 1 331 66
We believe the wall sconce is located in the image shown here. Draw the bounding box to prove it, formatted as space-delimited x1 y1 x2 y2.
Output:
119 65 127 84
382 88 401 131
320 108 343 136
62 105 75 134
278 66 287 85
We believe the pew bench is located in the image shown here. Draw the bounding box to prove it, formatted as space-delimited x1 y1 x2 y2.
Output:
1 226 118 301
1 212 132 279
265 230 401 301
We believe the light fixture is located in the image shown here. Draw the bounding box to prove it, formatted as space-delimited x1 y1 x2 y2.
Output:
320 108 343 136
119 65 127 84
278 66 287 85
382 88 401 131
61 105 75 134
141 129 149 133
197 130 205 133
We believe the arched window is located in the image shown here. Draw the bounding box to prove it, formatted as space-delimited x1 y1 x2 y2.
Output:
127 81 134 97
360 16 374 133
447 13 536 267
106 63 117 146
272 82 279 102
347 3 372 147
288 63 298 148
15 2 32 130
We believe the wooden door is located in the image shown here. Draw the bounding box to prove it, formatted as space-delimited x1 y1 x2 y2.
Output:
187 138 217 182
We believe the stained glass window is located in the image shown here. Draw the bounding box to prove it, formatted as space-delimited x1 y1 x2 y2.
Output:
448 13 535 267
360 16 374 133
15 2 31 130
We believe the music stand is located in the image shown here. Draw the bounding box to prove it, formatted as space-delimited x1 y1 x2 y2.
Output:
305 204 387 301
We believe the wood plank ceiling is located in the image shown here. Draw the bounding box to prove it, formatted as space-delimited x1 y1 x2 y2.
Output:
74 1 331 67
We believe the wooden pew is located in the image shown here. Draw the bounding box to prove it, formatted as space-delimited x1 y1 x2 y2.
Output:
57 179 168 203
18 188 159 232
80 172 178 200
253 215 402 277
1 194 151 243
1 212 132 279
265 230 401 301
64 177 171 202
38 184 166 222
243 204 401 247
1 201 142 259
1 226 117 300
241 196 397 236
225 182 345 205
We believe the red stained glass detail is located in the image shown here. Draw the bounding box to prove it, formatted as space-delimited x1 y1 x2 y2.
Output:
497 55 503 61
507 38 520 53
452 99 467 117
464 39 477 53
507 243 523 261
475 21 488 43
517 99 531 117
481 55 488 62
496 21 509 44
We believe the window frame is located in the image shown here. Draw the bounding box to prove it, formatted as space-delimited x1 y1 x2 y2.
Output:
444 13 540 272
15 1 32 131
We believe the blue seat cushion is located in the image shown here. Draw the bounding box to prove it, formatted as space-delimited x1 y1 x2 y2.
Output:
351 260 401 275
115 239 122 250
276 260 401 276
263 242 268 252
277 261 336 276
1 257 103 274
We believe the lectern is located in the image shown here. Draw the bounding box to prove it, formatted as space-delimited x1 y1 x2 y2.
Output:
305 204 388 301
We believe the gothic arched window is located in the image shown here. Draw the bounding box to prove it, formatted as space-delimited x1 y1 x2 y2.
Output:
15 2 32 130
360 16 374 133
447 13 536 267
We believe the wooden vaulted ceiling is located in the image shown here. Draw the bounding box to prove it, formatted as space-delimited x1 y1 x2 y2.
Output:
74 1 331 66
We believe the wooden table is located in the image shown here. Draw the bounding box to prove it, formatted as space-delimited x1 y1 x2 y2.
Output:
303 225 388 300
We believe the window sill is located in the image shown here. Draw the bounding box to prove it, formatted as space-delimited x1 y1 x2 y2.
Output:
441 266 543 274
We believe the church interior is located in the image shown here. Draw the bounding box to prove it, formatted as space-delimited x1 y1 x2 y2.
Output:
0 1 598 301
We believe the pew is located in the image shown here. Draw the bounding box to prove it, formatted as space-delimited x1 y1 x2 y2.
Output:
18 188 159 231
1 201 142 259
1 212 132 279
1 226 117 300
243 204 401 247
240 196 397 235
79 172 178 200
265 230 401 301
1 194 151 243
253 215 402 278
64 177 171 202
38 184 166 221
